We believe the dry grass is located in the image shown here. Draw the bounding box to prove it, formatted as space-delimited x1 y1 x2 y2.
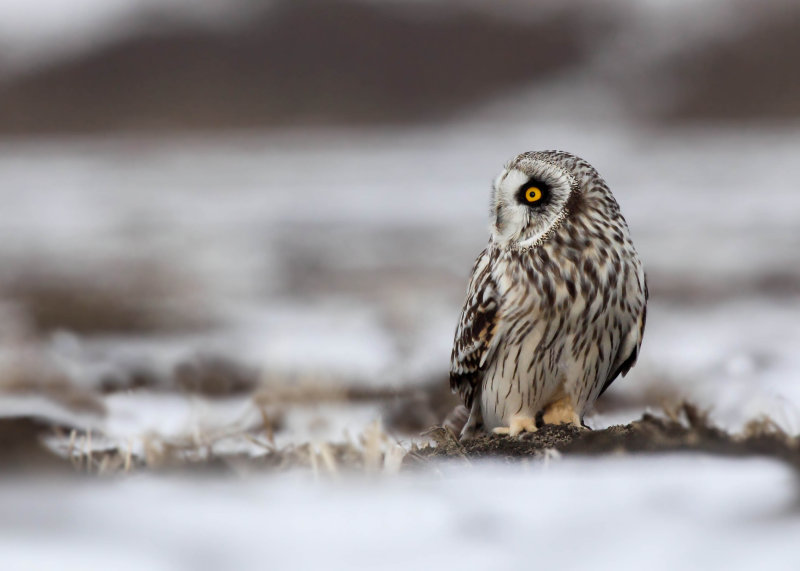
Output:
0 342 796 477
7 401 799 478
45 419 410 477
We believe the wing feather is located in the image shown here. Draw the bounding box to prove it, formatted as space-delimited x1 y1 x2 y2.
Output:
449 249 500 407
599 276 648 396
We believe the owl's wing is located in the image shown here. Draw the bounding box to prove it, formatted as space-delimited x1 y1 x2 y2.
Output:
600 276 648 395
449 249 501 408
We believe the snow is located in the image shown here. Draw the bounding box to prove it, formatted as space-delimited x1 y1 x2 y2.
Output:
0 456 797 571
591 298 800 433
3 121 798 287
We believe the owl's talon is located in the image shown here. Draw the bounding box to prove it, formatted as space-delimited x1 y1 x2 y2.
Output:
492 415 538 437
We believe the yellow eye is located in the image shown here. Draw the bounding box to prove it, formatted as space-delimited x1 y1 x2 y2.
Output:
525 186 543 202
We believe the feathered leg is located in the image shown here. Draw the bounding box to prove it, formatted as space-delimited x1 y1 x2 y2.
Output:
542 395 583 427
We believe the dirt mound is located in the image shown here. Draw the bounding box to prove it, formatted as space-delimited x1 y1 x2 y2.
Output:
411 404 800 467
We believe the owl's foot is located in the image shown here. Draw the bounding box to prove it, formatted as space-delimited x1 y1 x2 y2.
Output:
459 400 484 440
492 415 538 437
443 405 470 436
542 397 582 428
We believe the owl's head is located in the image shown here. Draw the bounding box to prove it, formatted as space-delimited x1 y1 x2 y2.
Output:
489 150 605 248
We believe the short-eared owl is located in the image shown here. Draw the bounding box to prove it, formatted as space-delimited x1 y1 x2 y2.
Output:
450 151 647 438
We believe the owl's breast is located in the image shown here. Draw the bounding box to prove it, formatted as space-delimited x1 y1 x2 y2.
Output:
480 239 641 429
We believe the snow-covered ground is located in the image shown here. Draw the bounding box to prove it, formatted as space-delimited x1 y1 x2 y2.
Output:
2 118 799 433
1 115 799 568
1 456 798 571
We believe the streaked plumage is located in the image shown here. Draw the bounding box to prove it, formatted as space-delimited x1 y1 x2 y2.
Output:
450 150 647 437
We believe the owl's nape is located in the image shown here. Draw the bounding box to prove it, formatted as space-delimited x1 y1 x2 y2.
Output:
451 150 647 438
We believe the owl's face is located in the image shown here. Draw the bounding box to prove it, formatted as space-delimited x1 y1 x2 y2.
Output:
490 152 579 247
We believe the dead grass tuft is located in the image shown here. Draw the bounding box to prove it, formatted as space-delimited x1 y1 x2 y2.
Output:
53 419 409 477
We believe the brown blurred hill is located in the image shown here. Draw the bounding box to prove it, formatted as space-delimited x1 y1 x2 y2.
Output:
654 7 800 123
0 1 610 135
0 0 798 135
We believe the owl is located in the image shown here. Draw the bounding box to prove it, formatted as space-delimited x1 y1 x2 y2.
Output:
450 150 647 438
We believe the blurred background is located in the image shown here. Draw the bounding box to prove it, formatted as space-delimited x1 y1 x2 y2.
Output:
1 0 800 467
4 2 800 569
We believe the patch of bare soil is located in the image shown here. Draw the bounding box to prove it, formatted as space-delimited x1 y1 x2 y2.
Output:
0 417 74 473
410 404 800 468
2 262 214 336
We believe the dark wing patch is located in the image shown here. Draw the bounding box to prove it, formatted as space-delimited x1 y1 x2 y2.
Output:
599 276 648 396
449 249 500 408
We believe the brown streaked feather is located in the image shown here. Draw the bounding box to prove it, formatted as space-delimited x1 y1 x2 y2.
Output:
449 249 500 408
600 276 648 396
